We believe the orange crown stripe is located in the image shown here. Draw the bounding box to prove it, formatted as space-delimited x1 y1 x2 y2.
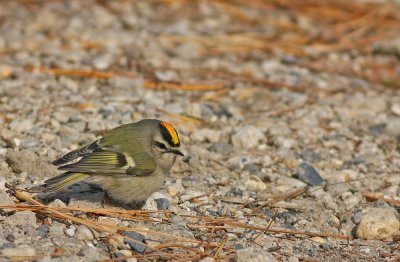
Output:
162 122 179 145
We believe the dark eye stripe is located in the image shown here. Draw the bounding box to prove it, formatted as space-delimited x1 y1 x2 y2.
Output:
155 141 167 150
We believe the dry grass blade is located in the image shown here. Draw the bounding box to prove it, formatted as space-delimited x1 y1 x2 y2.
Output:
3 187 218 259
3 186 237 260
191 221 352 240
144 80 225 91
242 187 308 213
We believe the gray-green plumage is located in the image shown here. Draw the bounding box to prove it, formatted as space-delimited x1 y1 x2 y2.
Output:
35 119 183 207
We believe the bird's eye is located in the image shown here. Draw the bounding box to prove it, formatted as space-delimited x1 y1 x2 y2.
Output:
155 141 167 150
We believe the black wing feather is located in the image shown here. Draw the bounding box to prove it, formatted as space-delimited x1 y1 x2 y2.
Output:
52 139 102 166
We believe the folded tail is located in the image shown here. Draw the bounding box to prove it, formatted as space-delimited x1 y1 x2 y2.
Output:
31 172 90 192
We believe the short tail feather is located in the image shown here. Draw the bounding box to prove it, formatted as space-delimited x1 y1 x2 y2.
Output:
31 172 90 192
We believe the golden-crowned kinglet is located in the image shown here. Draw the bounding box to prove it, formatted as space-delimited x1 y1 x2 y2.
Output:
35 119 183 207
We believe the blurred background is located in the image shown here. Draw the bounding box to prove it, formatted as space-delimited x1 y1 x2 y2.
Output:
0 0 399 261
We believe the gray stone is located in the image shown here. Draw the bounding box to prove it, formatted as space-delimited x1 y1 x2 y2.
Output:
68 191 104 208
154 198 169 210
37 225 49 238
296 162 325 186
5 149 58 178
3 211 37 229
123 231 146 253
114 250 132 258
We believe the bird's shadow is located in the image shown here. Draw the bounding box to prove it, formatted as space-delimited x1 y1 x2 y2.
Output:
35 182 145 209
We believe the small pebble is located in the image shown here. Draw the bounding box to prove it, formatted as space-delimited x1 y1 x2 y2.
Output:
391 103 400 116
232 125 265 149
37 225 49 238
296 162 325 186
356 208 400 240
114 250 132 258
123 231 146 253
75 225 95 241
191 128 221 143
2 247 36 258
244 175 267 191
107 235 125 249
154 198 169 210
65 225 77 237
167 179 185 197
237 247 275 262
48 199 67 208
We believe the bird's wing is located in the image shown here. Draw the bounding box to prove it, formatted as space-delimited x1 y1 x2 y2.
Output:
56 147 157 176
52 139 103 166
52 123 157 176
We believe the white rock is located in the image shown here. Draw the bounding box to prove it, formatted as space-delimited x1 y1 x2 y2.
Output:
341 192 361 211
93 54 114 70
191 128 221 143
244 175 267 191
356 208 400 240
117 250 132 257
167 179 185 197
275 176 307 193
391 103 400 116
65 225 77 237
48 199 67 208
232 125 265 149
237 247 275 262
181 189 208 203
2 247 36 257
142 197 158 211
75 225 95 241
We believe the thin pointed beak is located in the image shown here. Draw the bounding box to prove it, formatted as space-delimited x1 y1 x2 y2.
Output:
169 149 184 156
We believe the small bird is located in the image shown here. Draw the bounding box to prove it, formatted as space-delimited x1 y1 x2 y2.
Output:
35 119 183 207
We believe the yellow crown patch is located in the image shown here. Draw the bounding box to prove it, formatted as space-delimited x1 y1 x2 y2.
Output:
161 121 180 146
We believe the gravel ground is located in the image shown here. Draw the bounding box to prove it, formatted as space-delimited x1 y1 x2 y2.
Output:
1 1 400 261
